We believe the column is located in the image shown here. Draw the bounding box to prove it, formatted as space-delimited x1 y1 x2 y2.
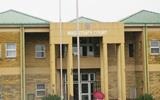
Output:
103 43 109 100
20 27 25 100
143 25 149 93
100 41 104 92
67 44 74 100
117 44 126 100
50 44 57 94
120 43 126 100
117 44 122 100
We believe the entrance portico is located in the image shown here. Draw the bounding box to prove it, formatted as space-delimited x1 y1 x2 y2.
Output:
50 22 126 100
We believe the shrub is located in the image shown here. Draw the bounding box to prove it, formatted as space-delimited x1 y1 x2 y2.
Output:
136 93 154 100
42 94 61 100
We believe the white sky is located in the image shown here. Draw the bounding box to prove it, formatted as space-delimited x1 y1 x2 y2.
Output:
0 0 160 22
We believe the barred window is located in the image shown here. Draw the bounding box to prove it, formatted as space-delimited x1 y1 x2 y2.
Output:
36 83 46 97
150 40 160 55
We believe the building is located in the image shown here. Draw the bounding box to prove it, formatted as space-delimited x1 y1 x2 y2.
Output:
0 9 160 100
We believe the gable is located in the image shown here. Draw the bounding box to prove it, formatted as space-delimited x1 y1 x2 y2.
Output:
70 16 99 23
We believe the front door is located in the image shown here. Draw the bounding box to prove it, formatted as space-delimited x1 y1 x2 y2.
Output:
73 73 95 100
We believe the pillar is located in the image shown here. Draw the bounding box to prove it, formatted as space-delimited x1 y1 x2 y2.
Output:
50 44 57 94
117 44 122 100
100 41 104 92
20 27 25 100
103 43 109 100
117 43 126 100
67 44 74 100
143 25 149 93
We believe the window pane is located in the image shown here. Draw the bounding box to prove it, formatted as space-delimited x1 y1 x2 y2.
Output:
7 51 16 57
36 45 45 51
36 52 44 58
37 84 45 89
129 44 134 57
151 41 159 47
73 47 77 55
151 48 160 53
73 74 78 81
82 74 88 81
82 84 88 93
7 43 16 49
37 91 45 96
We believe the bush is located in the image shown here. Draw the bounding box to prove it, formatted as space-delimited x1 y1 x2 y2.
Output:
42 95 61 100
136 93 154 100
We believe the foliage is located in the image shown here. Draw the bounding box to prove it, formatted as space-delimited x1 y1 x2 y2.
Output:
42 94 61 100
136 93 154 100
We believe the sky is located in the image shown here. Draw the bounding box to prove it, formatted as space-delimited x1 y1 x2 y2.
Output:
0 0 160 22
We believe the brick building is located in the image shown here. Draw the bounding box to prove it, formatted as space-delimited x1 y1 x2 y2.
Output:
0 9 160 100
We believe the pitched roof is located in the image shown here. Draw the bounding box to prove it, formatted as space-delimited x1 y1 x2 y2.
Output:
120 10 160 24
0 9 49 25
70 16 100 23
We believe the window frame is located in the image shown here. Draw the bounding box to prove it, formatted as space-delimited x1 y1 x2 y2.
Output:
5 43 16 58
150 40 160 55
36 83 46 97
35 44 46 58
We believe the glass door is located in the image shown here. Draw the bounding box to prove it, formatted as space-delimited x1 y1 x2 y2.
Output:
73 73 95 100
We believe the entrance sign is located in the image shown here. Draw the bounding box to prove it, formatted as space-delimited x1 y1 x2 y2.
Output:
67 31 107 37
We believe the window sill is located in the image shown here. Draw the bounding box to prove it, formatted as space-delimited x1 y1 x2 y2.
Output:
150 53 160 56
35 57 46 59
6 57 16 59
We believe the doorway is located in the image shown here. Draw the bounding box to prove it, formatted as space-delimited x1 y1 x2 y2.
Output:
73 73 95 100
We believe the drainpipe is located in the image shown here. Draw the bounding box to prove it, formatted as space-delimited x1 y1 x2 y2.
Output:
20 26 26 100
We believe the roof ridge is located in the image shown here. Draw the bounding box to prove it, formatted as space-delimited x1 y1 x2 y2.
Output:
120 10 160 22
0 9 49 23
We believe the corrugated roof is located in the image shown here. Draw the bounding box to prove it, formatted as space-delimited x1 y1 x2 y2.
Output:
120 10 160 24
0 9 49 25
70 16 100 23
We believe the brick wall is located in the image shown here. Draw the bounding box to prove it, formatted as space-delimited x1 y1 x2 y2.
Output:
0 75 21 100
150 72 160 100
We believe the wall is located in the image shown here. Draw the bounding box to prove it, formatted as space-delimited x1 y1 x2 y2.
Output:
125 32 144 99
148 29 160 100
25 33 50 100
0 29 21 100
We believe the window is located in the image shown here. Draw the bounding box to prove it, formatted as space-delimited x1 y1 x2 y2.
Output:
35 45 45 58
36 84 46 97
57 45 67 58
6 43 16 58
150 40 160 55
129 44 134 57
